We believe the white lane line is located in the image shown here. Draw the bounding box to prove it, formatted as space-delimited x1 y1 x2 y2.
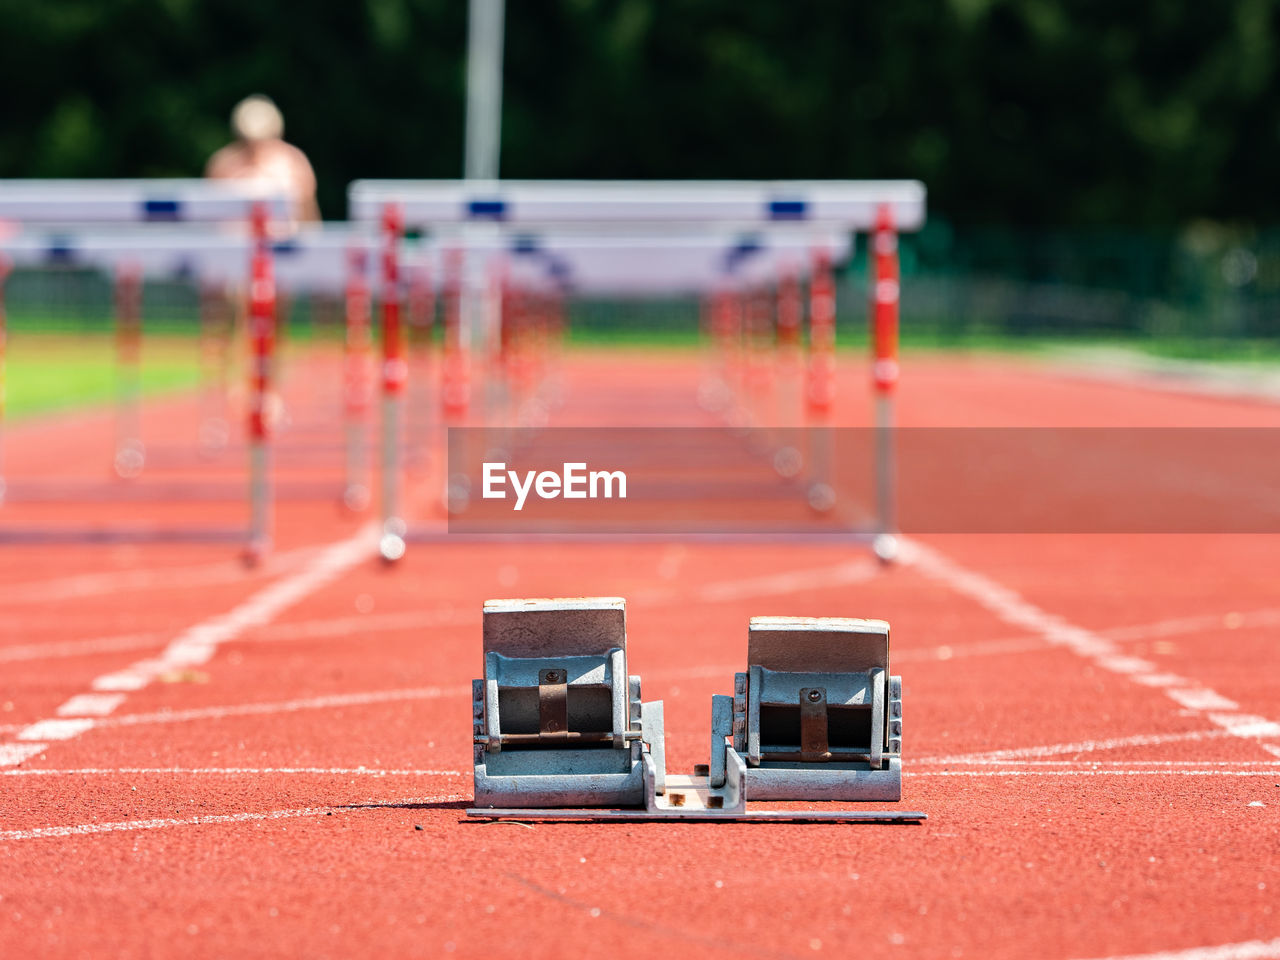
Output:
11 560 1264 674
100 685 466 729
920 728 1240 764
1104 608 1280 642
0 608 474 665
0 767 464 777
895 636 1053 663
93 529 375 695
1132 673 1191 688
916 759 1280 767
695 558 879 603
1209 713 1280 738
2 558 873 669
1073 937 1280 960
0 630 167 664
0 793 467 842
1168 688 1239 712
911 770 1280 777
900 539 1280 759
0 653 829 735
0 744 48 765
249 608 472 642
0 660 770 736
0 526 376 766
0 685 467 736
16 719 96 741
0 545 319 606
57 693 126 717
626 557 881 607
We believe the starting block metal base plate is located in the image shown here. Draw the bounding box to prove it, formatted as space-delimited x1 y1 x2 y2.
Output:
466 807 926 823
468 753 926 823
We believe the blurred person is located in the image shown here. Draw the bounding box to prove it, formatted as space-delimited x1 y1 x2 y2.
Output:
205 95 321 222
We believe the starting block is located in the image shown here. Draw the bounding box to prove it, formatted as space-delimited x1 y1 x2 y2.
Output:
469 599 923 822
471 597 666 809
716 617 903 801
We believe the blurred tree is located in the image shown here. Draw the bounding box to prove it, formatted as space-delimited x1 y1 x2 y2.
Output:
0 0 1277 226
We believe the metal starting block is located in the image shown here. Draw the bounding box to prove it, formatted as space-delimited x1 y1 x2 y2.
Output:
468 600 923 823
472 597 666 809
717 617 903 801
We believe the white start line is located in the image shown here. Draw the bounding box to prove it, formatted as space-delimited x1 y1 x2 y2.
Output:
0 793 468 842
0 525 378 768
0 684 469 738
921 727 1249 765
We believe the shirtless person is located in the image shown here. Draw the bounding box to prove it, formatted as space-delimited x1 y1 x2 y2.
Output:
205 95 321 222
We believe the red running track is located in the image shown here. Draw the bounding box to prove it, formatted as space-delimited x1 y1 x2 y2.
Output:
0 348 1278 960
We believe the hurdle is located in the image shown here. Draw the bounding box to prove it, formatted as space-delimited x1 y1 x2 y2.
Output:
0 182 284 470
0 183 413 552
0 180 292 547
366 225 849 532
364 231 871 550
350 180 924 558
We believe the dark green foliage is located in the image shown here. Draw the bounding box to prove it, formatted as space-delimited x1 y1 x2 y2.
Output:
1 0 1277 225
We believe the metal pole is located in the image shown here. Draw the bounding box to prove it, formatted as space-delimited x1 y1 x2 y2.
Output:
379 203 408 562
871 205 900 563
463 0 505 435
245 201 276 564
464 0 506 182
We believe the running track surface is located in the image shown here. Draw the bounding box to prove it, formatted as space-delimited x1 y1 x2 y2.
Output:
1 348 1278 960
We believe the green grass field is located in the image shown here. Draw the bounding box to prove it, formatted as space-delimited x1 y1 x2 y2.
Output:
4 333 204 420
5 325 1274 423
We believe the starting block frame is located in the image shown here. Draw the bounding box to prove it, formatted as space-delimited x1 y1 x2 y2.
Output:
468 599 924 823
472 597 666 809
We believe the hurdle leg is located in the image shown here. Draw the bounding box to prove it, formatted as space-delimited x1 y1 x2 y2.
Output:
407 262 435 466
774 266 804 478
113 262 145 479
380 391 405 559
378 203 408 562
870 205 901 562
805 250 837 512
245 202 277 564
440 250 472 514
342 247 373 512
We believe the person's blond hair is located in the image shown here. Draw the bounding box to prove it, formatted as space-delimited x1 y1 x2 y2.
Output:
231 95 284 143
